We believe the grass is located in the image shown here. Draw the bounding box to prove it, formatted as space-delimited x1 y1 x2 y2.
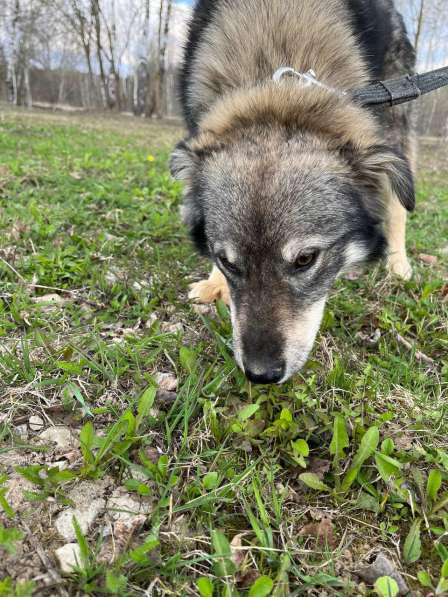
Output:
0 106 447 596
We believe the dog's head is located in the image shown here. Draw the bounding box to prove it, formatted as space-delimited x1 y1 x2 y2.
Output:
171 87 414 383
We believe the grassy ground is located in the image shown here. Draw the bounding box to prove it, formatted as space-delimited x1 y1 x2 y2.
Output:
0 107 447 597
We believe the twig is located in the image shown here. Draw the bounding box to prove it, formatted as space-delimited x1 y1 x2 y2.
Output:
395 333 435 366
28 283 76 294
0 255 26 283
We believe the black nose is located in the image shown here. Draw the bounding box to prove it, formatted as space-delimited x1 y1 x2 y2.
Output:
244 361 285 385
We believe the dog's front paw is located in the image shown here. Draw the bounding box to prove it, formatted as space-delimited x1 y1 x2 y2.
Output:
189 270 230 305
387 253 413 280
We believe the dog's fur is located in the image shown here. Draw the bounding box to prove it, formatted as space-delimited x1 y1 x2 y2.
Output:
171 0 416 383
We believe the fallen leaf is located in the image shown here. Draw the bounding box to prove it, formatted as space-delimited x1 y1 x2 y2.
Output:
237 569 260 589
418 254 438 266
230 533 246 568
10 222 30 241
298 516 337 548
308 457 331 480
32 293 66 306
142 447 160 464
160 322 183 334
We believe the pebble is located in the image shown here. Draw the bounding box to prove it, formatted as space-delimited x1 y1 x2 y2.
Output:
55 543 82 574
39 426 78 450
29 415 45 431
155 372 178 392
54 479 109 541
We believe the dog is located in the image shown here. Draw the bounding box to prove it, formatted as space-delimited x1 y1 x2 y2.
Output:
171 0 416 384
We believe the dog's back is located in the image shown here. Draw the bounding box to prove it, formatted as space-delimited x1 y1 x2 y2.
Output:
180 0 415 135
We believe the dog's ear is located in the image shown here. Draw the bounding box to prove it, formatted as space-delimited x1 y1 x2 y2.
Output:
343 144 415 212
171 139 209 255
170 139 198 183
181 195 208 256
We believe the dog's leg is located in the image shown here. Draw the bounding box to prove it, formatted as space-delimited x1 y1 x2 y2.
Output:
386 193 412 280
189 266 230 305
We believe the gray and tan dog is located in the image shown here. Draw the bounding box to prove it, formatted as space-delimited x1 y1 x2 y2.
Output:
171 0 416 384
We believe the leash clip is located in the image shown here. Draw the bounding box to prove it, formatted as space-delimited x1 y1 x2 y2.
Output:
272 67 318 86
272 66 346 96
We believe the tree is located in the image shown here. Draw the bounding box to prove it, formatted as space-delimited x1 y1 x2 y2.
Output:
61 0 97 106
133 0 151 115
145 0 173 118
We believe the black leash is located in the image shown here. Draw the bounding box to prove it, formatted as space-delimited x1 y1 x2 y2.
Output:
352 65 448 107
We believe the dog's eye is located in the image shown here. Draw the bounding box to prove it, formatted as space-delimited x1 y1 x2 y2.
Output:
217 255 240 275
294 250 319 270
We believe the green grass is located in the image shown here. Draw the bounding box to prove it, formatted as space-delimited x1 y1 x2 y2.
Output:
0 109 447 596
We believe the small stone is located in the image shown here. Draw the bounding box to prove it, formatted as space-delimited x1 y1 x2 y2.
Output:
155 372 178 392
356 329 382 346
5 476 35 512
15 424 28 439
39 426 78 450
29 415 44 431
106 489 152 524
55 500 105 541
55 543 82 574
105 271 118 285
54 479 109 541
192 303 215 316
157 390 177 408
358 553 409 595
52 461 68 470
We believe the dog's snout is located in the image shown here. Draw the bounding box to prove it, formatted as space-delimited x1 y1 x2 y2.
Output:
244 360 285 385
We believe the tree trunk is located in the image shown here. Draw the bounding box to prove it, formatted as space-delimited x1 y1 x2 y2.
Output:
157 0 172 118
91 0 111 108
106 0 120 110
58 72 66 105
8 64 18 104
81 41 95 107
23 66 32 107
134 0 150 115
146 0 164 117
414 0 425 56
